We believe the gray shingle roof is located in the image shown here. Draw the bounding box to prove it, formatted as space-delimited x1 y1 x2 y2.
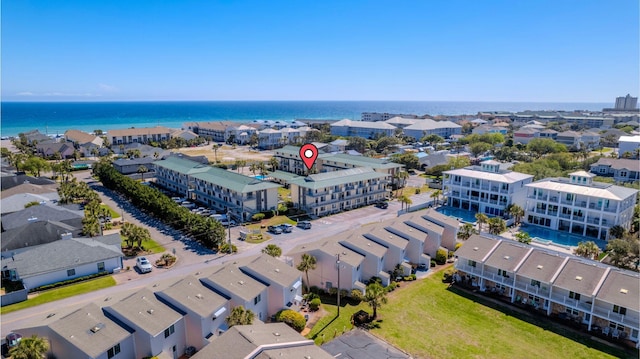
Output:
2 205 82 230
1 220 82 252
483 241 532 272
320 153 403 170
1 175 55 191
1 234 122 279
553 259 608 296
516 250 568 283
596 270 640 310
204 264 266 302
158 275 227 319
240 255 301 288
49 303 131 358
454 235 501 263
106 288 182 336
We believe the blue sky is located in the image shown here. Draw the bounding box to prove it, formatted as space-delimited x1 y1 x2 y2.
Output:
2 0 638 102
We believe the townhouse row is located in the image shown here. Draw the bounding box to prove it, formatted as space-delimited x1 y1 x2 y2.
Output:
183 121 316 148
287 208 459 291
14 254 304 359
443 161 639 240
455 235 640 343
330 117 462 140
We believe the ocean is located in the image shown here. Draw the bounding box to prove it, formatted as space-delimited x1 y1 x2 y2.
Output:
0 101 609 138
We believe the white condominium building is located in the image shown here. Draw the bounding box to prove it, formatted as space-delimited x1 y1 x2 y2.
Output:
289 167 388 217
330 119 396 139
443 160 534 217
524 171 638 240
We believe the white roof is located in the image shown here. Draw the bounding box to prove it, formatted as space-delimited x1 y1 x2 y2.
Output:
385 117 418 125
619 135 640 143
444 168 533 184
526 180 638 201
404 119 461 131
331 119 396 130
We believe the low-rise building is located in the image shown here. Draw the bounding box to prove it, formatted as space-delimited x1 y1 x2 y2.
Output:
154 156 281 222
35 141 75 158
402 119 462 141
64 129 104 148
112 157 157 175
109 126 171 145
330 119 396 139
104 288 187 359
156 276 229 350
454 235 639 343
444 160 534 218
619 135 640 158
590 158 640 183
523 171 638 240
184 121 236 142
289 167 388 217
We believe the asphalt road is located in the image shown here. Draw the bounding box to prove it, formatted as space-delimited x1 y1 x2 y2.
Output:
1 171 412 334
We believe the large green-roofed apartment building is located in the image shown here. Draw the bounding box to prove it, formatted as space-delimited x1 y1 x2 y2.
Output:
289 167 389 217
154 156 281 221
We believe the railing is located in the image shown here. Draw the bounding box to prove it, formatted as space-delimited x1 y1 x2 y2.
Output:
576 202 587 208
559 213 571 219
462 182 471 187
561 200 573 206
535 209 546 214
603 207 617 213
514 281 550 297
483 272 515 286
586 217 600 225
471 184 481 189
455 263 482 276
470 196 479 201
589 203 601 210
550 294 592 311
500 189 509 194
592 307 640 328
548 211 558 216
549 197 558 202
572 215 585 222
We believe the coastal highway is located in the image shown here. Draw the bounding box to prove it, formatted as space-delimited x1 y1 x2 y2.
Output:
1 171 415 334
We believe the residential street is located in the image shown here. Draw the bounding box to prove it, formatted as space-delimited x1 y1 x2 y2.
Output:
1 170 413 334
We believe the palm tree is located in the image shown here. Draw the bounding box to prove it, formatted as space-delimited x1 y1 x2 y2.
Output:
457 223 477 240
487 217 506 235
398 195 412 212
364 282 388 320
296 253 317 292
235 159 247 173
249 162 258 176
515 231 531 244
9 335 48 359
609 225 626 239
395 171 409 189
212 143 220 163
268 156 279 172
430 189 442 206
226 306 255 327
574 241 601 260
137 165 149 182
475 213 488 233
508 204 525 225
262 244 282 258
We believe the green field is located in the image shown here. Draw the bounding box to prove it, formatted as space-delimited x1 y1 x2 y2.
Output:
369 270 632 359
1 276 116 314
120 237 165 254
100 204 121 218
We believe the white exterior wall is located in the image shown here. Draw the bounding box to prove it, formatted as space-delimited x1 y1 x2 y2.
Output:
297 250 361 291
152 319 186 359
619 138 640 157
292 179 387 217
21 256 121 290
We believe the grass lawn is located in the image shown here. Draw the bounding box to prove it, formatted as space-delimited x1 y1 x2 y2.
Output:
0 276 116 314
306 296 369 345
100 204 121 218
121 237 165 254
278 187 291 199
367 270 632 359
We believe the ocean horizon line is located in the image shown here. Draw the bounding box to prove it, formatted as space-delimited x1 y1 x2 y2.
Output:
2 99 611 105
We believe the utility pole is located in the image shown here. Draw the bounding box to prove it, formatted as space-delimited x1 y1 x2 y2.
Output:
227 208 232 254
336 253 341 317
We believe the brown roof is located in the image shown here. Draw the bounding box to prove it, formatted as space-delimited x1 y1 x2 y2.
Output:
64 129 98 144
596 270 640 310
553 259 608 296
591 158 640 171
108 126 171 137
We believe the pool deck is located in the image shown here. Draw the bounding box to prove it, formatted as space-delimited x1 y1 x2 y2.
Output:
500 226 575 255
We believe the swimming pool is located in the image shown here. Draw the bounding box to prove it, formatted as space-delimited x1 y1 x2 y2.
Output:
436 206 477 224
520 225 607 249
254 175 268 180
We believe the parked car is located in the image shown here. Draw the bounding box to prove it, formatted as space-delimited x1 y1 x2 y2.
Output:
280 223 293 233
136 257 153 273
268 225 283 234
220 219 237 227
375 201 389 209
296 220 312 229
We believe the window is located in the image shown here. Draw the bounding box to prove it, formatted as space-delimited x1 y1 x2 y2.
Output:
530 279 540 287
107 344 121 358
254 294 261 305
613 305 627 315
468 260 476 268
97 262 105 272
164 324 175 338
67 269 76 277
498 269 509 277
569 291 581 301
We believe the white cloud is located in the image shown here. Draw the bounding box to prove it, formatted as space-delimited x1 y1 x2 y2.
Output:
98 83 118 92
16 92 35 96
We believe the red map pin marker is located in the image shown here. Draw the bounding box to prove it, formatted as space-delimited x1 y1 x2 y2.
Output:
299 144 319 170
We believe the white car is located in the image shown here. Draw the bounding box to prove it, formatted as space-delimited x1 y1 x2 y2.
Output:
136 257 153 273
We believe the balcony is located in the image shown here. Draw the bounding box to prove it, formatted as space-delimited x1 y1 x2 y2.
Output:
462 182 471 187
575 201 587 208
550 293 592 312
592 307 640 328
514 281 550 297
454 263 482 276
548 211 558 216
471 184 481 189
549 197 558 202
559 213 571 219
483 272 515 286
589 203 601 210
572 215 585 222
560 200 573 206
586 217 600 225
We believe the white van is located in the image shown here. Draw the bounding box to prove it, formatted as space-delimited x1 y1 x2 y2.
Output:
181 201 196 209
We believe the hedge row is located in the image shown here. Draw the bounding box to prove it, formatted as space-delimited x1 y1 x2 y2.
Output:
30 271 109 293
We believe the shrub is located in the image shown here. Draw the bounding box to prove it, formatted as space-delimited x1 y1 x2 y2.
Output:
430 259 437 267
24 201 40 208
30 271 108 292
350 289 363 302
213 163 228 169
447 250 455 259
252 213 265 221
309 298 321 311
455 242 463 251
435 248 448 265
368 276 382 285
411 274 417 280
304 292 319 301
261 210 275 219
340 289 350 299
328 287 338 296
275 309 306 332
415 188 421 194
309 286 321 294
387 282 398 291
219 243 238 253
